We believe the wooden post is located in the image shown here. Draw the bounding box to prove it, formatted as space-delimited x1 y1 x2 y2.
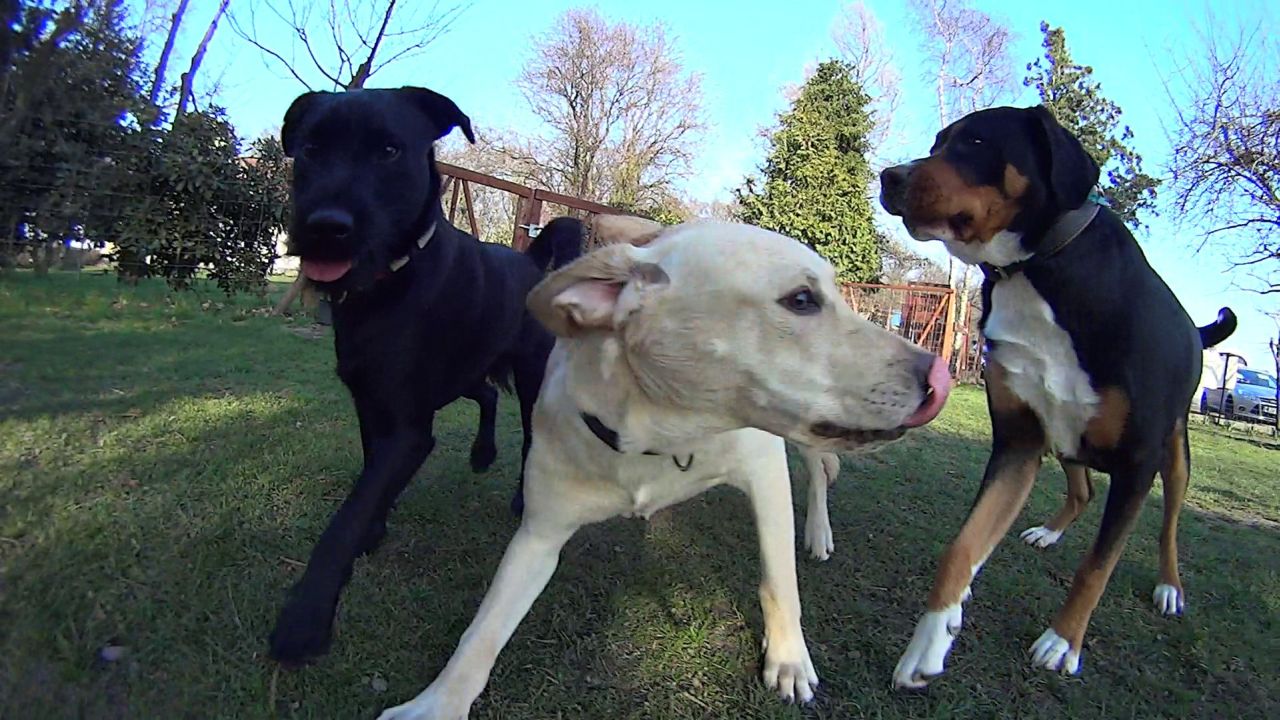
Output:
940 289 957 367
448 179 461 224
461 179 480 238
513 197 542 252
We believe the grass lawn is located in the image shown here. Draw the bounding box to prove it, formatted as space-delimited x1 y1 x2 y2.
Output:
2 271 1277 720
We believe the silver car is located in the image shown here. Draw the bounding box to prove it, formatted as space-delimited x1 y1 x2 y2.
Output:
1201 368 1279 424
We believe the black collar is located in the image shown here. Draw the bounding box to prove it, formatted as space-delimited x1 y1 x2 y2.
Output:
580 412 694 472
980 202 1099 282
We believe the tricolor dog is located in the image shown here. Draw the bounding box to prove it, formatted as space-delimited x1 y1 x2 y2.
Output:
879 105 1236 686
376 217 951 719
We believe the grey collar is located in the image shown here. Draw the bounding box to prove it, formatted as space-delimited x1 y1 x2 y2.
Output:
980 202 1100 282
334 222 436 305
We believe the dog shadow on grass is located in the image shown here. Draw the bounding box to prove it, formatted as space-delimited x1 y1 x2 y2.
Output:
3 384 1278 719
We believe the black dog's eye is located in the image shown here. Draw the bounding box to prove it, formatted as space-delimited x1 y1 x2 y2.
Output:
967 136 983 145
298 143 320 160
779 287 822 316
380 144 401 162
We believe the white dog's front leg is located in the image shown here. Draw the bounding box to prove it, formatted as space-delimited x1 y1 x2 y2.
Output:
377 521 575 720
800 448 838 561
740 441 819 703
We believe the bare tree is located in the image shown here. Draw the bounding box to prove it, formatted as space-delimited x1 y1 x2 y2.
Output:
148 0 190 107
175 0 231 118
1163 10 1280 294
908 0 1015 130
505 8 703 209
832 1 902 160
229 0 467 91
906 0 1015 353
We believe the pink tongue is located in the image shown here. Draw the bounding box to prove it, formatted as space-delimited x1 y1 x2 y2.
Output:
302 258 353 282
902 356 952 428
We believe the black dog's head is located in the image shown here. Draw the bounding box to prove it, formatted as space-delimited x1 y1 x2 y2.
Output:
878 105 1099 266
281 86 474 288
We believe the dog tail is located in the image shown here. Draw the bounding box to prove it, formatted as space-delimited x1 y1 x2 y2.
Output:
1198 307 1238 349
524 217 585 272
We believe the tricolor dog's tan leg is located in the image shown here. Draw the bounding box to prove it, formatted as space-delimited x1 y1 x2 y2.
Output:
800 447 839 561
1029 461 1156 673
1153 420 1190 616
376 509 579 720
734 435 819 703
894 362 1045 688
1020 458 1094 548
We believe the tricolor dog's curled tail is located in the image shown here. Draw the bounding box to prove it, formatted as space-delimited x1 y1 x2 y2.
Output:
1199 307 1238 349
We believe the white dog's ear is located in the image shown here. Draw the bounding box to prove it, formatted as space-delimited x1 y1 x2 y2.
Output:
591 214 665 247
528 242 669 337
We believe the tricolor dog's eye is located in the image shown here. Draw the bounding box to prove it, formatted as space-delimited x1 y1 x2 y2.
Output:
779 287 822 315
380 144 402 162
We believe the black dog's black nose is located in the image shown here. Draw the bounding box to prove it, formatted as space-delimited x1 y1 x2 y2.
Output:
305 209 353 242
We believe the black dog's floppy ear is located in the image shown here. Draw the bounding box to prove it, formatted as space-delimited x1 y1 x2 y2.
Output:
281 91 329 157
1029 105 1100 210
400 86 476 144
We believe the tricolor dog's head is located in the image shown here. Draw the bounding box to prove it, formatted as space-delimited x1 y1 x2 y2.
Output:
878 105 1100 266
527 218 951 452
280 86 474 290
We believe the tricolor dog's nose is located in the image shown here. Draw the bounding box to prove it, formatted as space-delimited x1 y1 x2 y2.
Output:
879 165 911 214
305 208 353 242
903 354 951 428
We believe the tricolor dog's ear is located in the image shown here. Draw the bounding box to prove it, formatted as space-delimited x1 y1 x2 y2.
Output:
528 242 669 337
399 86 475 144
1028 105 1100 210
281 91 330 157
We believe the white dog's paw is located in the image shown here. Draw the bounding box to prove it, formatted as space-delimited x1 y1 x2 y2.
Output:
761 635 819 703
1028 628 1081 674
1019 525 1063 548
376 685 471 720
804 513 834 562
893 604 962 689
1152 583 1185 616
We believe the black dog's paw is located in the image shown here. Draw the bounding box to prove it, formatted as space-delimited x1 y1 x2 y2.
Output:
470 439 498 473
358 516 388 556
268 598 336 666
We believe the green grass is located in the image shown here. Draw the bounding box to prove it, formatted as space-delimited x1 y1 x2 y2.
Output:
2 271 1277 720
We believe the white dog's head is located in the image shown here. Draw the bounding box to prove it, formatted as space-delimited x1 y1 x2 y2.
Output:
528 217 950 452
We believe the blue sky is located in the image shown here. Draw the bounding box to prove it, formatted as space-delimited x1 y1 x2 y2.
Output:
172 0 1276 365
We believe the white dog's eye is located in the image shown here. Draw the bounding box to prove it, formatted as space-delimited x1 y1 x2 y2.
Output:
779 288 822 316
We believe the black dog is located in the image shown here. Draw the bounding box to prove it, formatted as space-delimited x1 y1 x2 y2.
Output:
879 105 1236 686
269 86 581 664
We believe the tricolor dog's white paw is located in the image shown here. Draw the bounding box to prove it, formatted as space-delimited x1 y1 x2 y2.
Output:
893 604 963 689
376 684 471 720
761 634 819 703
1028 628 1081 674
804 512 834 562
1152 583 1185 616
1019 525 1063 548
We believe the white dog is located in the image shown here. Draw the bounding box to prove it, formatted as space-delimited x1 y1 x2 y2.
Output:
378 218 951 719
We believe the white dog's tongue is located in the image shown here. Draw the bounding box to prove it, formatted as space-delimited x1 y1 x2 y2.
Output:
301 258 353 282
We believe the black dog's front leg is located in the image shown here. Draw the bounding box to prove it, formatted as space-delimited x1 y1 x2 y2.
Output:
269 424 435 664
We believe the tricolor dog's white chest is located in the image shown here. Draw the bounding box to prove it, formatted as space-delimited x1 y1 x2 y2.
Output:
985 275 1098 456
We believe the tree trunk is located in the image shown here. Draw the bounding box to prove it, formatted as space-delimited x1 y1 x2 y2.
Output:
176 0 230 118
345 0 398 89
149 0 191 110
